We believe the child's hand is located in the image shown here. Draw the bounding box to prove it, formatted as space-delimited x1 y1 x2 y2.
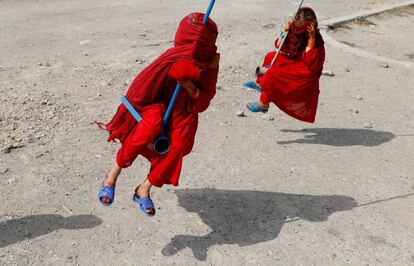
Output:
179 79 199 99
307 22 316 39
284 22 292 32
207 53 220 69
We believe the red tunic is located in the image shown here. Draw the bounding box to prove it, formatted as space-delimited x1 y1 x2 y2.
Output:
116 61 218 187
257 43 325 123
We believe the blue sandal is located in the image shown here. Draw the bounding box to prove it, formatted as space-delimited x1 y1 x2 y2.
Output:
243 81 262 93
133 193 156 217
98 183 115 206
247 101 268 113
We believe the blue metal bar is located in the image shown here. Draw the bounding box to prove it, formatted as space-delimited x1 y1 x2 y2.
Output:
162 0 216 126
121 96 142 122
203 0 216 24
162 84 182 125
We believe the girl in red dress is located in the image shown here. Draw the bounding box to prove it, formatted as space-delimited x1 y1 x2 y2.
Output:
98 13 220 217
245 7 325 123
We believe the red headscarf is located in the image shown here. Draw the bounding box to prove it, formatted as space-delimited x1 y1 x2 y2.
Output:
104 13 218 142
278 7 324 59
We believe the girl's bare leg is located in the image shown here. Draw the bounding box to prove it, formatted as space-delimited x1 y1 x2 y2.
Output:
135 179 154 215
101 162 122 203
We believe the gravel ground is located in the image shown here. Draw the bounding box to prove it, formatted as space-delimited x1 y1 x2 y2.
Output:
1 0 413 265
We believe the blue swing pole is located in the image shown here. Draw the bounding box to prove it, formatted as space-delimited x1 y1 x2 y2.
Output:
122 0 217 155
121 96 142 121
162 0 216 126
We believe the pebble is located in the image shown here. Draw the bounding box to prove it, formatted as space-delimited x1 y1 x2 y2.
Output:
0 168 9 175
45 62 51 67
322 69 335 76
262 114 275 121
345 66 350 72
355 95 363 100
7 177 16 184
363 123 373 129
379 63 389 68
236 111 246 117
4 144 25 154
79 40 91 46
261 22 276 29
35 152 44 158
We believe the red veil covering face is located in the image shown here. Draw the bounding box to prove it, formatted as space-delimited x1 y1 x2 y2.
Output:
260 7 325 123
104 13 218 142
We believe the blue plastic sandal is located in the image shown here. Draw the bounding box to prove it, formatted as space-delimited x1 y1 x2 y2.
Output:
243 81 262 93
246 101 268 113
98 184 115 206
133 193 156 217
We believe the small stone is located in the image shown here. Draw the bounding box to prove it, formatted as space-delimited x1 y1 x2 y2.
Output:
355 95 363 100
217 85 222 90
236 111 246 117
38 62 43 66
79 40 91 46
379 63 389 68
363 123 373 129
261 22 276 29
45 62 51 67
262 114 275 121
345 66 350 72
97 93 102 97
27 136 37 143
7 177 16 184
0 168 9 175
84 52 89 56
4 144 25 154
322 69 335 76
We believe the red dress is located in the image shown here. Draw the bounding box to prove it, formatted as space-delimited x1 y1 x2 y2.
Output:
116 61 218 187
257 41 325 123
103 12 219 187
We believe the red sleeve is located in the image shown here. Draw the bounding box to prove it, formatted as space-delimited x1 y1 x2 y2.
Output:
187 67 218 113
302 46 325 73
263 51 276 67
168 60 201 82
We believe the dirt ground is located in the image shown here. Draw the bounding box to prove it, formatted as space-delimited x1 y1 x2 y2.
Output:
1 0 413 265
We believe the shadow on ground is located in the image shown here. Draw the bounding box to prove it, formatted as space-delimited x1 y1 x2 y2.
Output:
162 188 357 260
277 128 395 146
0 214 103 248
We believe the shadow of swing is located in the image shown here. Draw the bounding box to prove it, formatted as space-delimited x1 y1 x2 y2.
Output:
162 188 357 261
0 214 103 248
277 128 395 147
